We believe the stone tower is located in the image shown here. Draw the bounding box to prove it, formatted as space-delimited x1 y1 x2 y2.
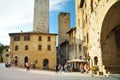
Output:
58 12 70 45
33 0 49 33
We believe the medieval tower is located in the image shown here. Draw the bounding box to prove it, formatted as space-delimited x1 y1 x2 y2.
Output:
33 0 49 33
58 12 70 45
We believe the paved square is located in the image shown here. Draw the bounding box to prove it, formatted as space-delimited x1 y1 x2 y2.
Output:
0 64 119 80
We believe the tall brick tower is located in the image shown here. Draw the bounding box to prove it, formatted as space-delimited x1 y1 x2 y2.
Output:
58 12 70 45
33 0 49 33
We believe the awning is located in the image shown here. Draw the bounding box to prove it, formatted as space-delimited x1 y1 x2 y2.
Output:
67 59 87 63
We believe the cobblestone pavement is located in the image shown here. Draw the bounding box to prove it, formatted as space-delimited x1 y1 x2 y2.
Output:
0 63 120 80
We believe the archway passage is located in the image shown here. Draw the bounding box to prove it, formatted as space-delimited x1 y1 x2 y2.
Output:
43 59 49 69
114 25 120 53
24 56 28 67
101 1 120 73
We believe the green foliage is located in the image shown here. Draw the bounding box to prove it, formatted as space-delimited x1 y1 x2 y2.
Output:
0 43 4 54
91 66 97 71
0 55 3 62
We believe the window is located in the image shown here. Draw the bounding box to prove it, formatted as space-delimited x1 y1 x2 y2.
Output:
6 54 9 57
6 49 8 52
38 45 42 50
48 36 51 41
79 56 82 59
79 45 81 51
14 35 20 41
25 45 28 50
78 18 80 27
80 0 85 8
48 45 51 50
38 36 42 41
86 15 87 23
24 35 30 41
87 33 89 43
15 45 18 50
91 0 93 12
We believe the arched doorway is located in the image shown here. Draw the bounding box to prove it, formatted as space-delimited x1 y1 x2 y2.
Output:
24 56 28 67
94 57 98 66
14 56 18 66
101 1 120 73
43 59 49 69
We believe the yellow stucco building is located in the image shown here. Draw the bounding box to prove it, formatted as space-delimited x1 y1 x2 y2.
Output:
9 32 57 70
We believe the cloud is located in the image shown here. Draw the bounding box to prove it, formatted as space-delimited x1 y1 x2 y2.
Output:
50 0 69 11
0 0 70 45
0 0 34 29
0 0 34 45
0 0 69 29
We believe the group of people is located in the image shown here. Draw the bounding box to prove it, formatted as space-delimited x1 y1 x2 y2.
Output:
55 63 71 73
55 64 65 73
55 63 90 74
79 63 90 73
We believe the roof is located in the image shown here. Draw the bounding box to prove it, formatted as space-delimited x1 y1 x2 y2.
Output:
59 12 70 15
67 59 87 63
66 27 76 34
59 40 68 46
9 31 57 36
4 45 10 48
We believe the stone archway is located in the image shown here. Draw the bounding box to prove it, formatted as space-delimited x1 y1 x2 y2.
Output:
14 56 18 66
24 56 28 67
101 1 120 73
43 59 49 69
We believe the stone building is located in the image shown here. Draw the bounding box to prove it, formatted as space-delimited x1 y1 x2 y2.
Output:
67 27 77 60
9 32 57 70
58 40 69 66
75 0 120 74
58 12 70 65
2 45 11 63
9 0 57 70
33 0 49 33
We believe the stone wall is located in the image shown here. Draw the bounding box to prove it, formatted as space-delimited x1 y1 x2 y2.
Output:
75 0 120 74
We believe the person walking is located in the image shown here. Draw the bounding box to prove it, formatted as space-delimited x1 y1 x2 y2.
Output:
55 65 59 73
26 62 30 71
80 63 84 73
58 64 62 74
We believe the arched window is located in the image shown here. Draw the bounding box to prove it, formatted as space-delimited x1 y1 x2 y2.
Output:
94 57 98 65
14 56 18 66
43 59 49 69
24 56 28 67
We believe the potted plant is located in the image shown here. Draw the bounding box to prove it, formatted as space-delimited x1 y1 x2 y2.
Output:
91 66 98 74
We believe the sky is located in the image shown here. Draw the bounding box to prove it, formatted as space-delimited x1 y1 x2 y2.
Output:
0 0 75 45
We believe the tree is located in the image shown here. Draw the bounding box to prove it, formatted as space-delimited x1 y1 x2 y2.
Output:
0 43 4 62
0 43 4 54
